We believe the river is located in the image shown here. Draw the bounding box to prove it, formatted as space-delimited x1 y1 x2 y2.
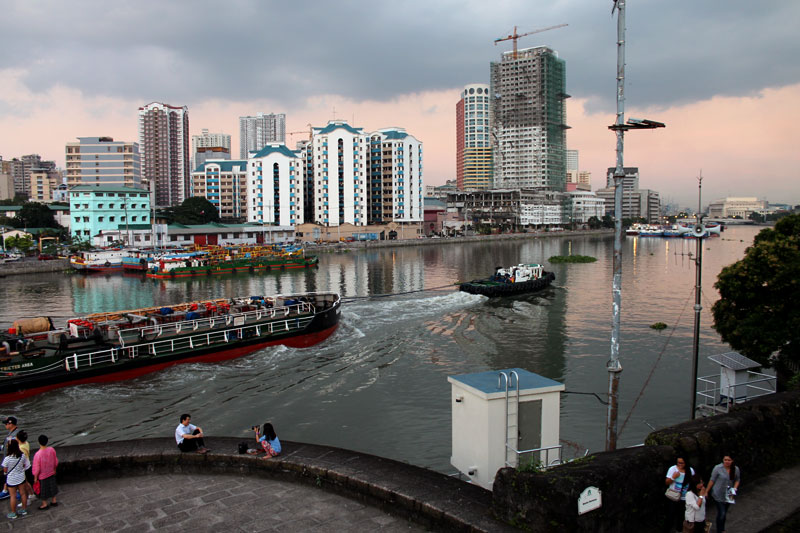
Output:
0 226 762 473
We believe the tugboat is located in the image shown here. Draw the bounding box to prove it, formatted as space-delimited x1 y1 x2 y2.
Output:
459 264 555 297
0 292 341 402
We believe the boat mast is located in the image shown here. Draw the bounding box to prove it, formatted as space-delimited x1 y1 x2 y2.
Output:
690 171 704 418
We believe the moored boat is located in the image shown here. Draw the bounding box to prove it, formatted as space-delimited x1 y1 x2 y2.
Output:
459 264 555 297
145 245 318 279
70 249 128 272
0 292 341 402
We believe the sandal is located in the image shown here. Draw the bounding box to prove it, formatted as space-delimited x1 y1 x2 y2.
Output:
38 505 49 510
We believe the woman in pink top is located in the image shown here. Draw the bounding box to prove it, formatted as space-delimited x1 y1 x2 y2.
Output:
32 435 58 510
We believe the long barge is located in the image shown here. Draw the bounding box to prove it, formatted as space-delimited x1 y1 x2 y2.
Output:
0 292 340 402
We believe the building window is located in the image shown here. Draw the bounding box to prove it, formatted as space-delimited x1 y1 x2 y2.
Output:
109 216 115 222
98 216 104 222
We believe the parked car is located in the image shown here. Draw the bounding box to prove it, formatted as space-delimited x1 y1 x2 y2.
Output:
37 253 56 261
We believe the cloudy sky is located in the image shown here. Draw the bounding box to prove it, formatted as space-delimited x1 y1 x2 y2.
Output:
1 0 798 207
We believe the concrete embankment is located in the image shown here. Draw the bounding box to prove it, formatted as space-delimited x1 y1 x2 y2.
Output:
51 437 516 532
307 229 613 253
0 258 70 277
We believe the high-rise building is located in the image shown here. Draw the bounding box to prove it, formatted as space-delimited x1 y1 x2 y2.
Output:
490 46 569 190
456 84 492 190
0 158 14 201
191 160 247 221
9 155 56 198
191 129 231 170
308 120 368 227
247 144 304 226
138 102 190 207
368 127 423 224
65 137 141 189
239 113 286 159
605 167 639 192
566 149 579 172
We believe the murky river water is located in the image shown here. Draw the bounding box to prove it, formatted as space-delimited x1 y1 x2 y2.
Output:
0 226 760 473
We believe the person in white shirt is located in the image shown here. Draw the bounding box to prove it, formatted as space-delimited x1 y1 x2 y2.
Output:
175 414 208 454
684 475 708 532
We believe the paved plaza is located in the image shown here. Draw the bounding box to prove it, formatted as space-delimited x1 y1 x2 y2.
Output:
2 473 424 532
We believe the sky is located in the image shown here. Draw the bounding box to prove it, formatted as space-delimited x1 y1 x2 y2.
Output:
1 0 798 208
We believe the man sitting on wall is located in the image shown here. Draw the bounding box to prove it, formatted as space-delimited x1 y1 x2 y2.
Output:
175 414 208 454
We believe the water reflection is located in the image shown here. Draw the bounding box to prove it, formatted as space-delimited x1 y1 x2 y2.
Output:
0 228 761 473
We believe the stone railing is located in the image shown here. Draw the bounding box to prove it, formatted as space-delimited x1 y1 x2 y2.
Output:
492 390 800 531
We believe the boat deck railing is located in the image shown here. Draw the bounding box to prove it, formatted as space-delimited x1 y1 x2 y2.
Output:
117 302 314 346
696 371 777 415
65 314 315 373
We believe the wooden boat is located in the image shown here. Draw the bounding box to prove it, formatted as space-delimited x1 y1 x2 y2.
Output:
459 264 555 297
145 245 318 279
0 292 341 402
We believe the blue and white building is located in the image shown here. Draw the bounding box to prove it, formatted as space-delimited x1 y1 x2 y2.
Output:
191 160 247 220
247 144 304 226
309 120 368 227
368 127 423 224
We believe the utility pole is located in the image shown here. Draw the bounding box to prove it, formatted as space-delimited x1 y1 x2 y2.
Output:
690 172 704 418
606 0 665 450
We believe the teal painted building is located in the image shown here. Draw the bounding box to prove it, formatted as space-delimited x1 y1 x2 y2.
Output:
69 185 151 244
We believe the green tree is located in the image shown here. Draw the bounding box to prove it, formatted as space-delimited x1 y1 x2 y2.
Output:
12 202 60 229
5 235 34 254
601 215 615 229
167 197 220 225
712 214 800 386
587 216 602 230
749 212 765 223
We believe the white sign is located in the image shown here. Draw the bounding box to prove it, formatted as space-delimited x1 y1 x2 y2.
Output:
578 486 602 515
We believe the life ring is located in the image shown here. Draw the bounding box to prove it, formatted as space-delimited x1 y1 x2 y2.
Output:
104 261 111 267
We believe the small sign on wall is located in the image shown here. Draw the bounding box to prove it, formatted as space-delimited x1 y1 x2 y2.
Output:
578 486 602 515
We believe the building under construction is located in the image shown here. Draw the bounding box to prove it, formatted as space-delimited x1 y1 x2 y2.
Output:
490 46 569 191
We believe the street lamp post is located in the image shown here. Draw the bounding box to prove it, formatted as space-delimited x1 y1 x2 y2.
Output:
606 0 665 451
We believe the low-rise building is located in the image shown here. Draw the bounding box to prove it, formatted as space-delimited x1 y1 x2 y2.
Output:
567 190 606 223
707 197 767 219
69 185 151 242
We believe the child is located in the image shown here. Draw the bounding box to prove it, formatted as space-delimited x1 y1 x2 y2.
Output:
2 440 29 519
32 435 58 510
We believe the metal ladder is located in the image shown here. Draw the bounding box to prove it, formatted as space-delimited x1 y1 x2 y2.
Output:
499 370 520 467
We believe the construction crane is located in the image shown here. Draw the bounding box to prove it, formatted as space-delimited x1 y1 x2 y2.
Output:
494 24 567 59
286 123 313 145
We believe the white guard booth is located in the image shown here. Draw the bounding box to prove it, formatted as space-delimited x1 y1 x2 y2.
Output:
448 367 564 490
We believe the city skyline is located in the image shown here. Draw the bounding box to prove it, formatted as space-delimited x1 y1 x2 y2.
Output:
1 1 798 207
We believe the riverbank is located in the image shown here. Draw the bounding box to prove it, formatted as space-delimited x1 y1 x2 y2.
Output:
307 228 614 253
0 258 69 277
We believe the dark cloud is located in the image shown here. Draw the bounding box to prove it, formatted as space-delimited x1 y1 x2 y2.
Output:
1 0 798 112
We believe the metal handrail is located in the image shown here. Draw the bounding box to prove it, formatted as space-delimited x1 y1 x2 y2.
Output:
64 315 314 373
513 444 564 469
696 371 777 414
117 302 313 345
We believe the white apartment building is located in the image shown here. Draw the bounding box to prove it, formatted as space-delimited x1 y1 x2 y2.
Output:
239 113 286 159
368 128 423 224
310 120 368 227
247 144 304 226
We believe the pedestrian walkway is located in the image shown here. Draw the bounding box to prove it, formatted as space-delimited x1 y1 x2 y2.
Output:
3 473 423 532
720 462 800 533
